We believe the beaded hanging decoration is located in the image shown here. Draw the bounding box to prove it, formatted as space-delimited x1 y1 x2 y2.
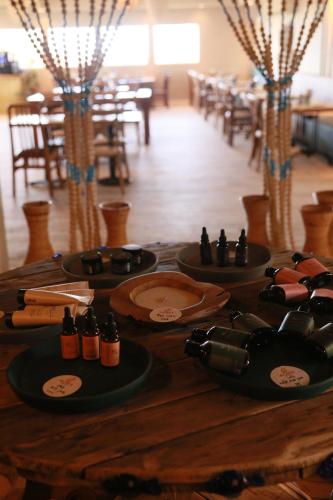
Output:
10 0 131 252
217 0 328 249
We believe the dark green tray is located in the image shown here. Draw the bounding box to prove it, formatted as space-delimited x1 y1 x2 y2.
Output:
7 338 152 413
207 336 333 400
0 321 62 345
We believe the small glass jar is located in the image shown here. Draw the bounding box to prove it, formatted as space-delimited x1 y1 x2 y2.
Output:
121 244 143 266
81 251 104 275
111 251 132 274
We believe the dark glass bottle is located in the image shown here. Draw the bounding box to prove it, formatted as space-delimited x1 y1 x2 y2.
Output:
259 283 310 305
230 310 275 346
81 307 100 360
307 323 333 359
265 266 310 285
277 305 315 339
200 227 213 265
184 339 249 375
191 326 253 350
60 306 80 360
235 229 248 267
101 312 120 367
309 288 333 314
216 229 229 267
292 252 332 288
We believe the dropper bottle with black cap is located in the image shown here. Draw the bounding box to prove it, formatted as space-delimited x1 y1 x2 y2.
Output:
235 229 248 266
60 306 80 360
184 338 249 375
81 306 100 360
101 312 120 367
200 227 213 265
216 229 229 267
191 326 253 351
230 310 275 346
277 304 315 340
292 252 332 288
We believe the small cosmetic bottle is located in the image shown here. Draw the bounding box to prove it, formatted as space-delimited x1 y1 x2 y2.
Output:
60 306 80 360
81 307 100 361
309 288 333 314
277 305 315 340
307 323 333 359
101 312 120 367
81 251 104 275
110 251 132 274
216 229 230 267
230 310 275 346
122 244 143 266
264 266 310 286
235 229 248 267
191 326 253 350
259 283 310 305
200 227 213 265
292 252 332 288
185 339 249 375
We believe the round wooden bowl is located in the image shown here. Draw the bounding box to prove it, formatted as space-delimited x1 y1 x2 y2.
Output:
62 247 158 289
176 241 271 283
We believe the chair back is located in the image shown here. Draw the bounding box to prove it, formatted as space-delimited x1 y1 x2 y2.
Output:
8 103 47 161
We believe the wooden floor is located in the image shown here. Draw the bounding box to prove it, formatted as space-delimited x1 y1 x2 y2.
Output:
1 105 333 269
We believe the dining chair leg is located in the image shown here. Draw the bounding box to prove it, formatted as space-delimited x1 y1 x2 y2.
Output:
116 155 125 195
136 123 141 146
45 162 54 198
24 168 28 187
12 168 16 198
55 157 64 186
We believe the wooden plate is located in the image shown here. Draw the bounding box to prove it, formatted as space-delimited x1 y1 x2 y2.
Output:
62 247 158 289
176 241 271 283
7 337 152 413
110 271 230 324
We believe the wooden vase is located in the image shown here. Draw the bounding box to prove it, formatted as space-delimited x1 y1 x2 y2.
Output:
99 201 131 247
22 201 54 264
313 190 333 257
301 204 333 257
240 194 270 246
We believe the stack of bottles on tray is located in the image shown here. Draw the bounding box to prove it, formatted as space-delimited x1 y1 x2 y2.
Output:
60 306 120 368
185 308 333 375
260 253 333 313
200 227 248 267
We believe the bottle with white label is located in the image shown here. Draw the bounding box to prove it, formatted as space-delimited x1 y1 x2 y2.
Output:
101 312 120 367
81 307 100 361
60 306 80 360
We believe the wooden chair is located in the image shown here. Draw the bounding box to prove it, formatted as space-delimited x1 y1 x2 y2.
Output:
248 96 264 171
223 91 253 146
154 74 170 107
8 103 63 198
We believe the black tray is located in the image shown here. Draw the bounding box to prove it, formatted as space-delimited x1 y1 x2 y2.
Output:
62 247 158 288
7 338 152 413
0 321 62 345
176 241 271 283
207 336 333 400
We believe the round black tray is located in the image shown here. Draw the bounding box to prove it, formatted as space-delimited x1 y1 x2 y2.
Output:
207 336 333 400
62 247 158 288
176 241 271 283
0 321 62 345
7 338 152 413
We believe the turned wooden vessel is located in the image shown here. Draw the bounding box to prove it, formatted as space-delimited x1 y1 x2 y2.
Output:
301 204 333 257
22 201 54 264
313 190 333 257
99 201 131 247
240 194 270 246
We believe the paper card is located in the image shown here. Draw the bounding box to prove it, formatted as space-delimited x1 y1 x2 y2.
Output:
42 375 82 398
270 365 310 388
149 307 182 323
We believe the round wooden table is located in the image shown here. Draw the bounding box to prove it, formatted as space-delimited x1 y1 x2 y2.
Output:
0 242 333 498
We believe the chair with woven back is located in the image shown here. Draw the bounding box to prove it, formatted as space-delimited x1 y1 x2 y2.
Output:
8 103 63 198
223 90 253 146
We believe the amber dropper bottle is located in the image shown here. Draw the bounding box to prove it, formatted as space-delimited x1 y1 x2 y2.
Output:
101 312 120 367
292 252 332 288
81 307 100 361
259 283 310 305
265 266 311 286
60 306 80 360
200 227 213 265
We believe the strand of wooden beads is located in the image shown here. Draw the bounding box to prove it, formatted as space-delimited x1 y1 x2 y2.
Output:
243 0 265 64
74 0 84 85
232 0 261 67
82 99 93 247
59 0 71 83
83 0 96 82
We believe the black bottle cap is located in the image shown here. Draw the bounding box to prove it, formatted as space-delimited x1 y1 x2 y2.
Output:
292 252 304 263
86 306 97 330
259 287 276 302
184 339 202 357
265 267 276 278
191 328 208 343
229 310 241 322
201 227 209 243
63 306 74 332
17 289 26 305
218 229 227 244
239 228 247 244
298 303 311 313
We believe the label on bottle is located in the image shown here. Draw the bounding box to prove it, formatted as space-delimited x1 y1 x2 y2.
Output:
60 333 80 360
295 257 328 276
275 268 307 284
82 335 100 360
150 307 182 323
270 366 310 388
275 284 309 302
101 341 120 367
42 375 82 397
311 288 333 300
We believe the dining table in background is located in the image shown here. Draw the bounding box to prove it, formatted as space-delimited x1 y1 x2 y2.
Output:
0 242 333 498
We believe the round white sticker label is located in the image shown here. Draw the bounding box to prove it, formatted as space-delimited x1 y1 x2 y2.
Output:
42 374 82 398
149 307 182 323
270 366 310 388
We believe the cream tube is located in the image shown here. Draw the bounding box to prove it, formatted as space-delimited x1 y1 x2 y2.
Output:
18 289 94 306
5 304 77 328
33 281 90 292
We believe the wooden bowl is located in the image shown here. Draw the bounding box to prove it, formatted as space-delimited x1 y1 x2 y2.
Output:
176 241 271 283
110 271 230 324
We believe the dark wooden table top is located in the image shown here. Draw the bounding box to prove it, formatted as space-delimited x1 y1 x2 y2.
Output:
0 242 333 494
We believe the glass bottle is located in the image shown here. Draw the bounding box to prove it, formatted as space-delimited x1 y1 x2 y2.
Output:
101 312 120 367
200 227 213 265
292 252 332 288
309 288 333 314
216 229 229 267
265 266 310 285
191 326 253 350
81 307 100 360
230 310 275 346
259 283 310 305
277 305 315 339
235 229 248 267
60 306 80 360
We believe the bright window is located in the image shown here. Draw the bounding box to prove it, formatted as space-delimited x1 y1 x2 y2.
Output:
152 23 200 65
102 25 150 66
0 29 43 69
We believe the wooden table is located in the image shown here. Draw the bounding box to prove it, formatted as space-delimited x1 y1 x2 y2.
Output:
1 243 333 498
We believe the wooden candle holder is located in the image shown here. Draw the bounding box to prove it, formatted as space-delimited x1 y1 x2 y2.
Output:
99 201 131 247
240 195 270 246
313 190 333 257
301 204 333 257
22 201 54 264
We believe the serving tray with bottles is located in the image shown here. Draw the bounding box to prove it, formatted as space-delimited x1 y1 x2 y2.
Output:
176 241 271 283
7 337 152 413
0 320 62 345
